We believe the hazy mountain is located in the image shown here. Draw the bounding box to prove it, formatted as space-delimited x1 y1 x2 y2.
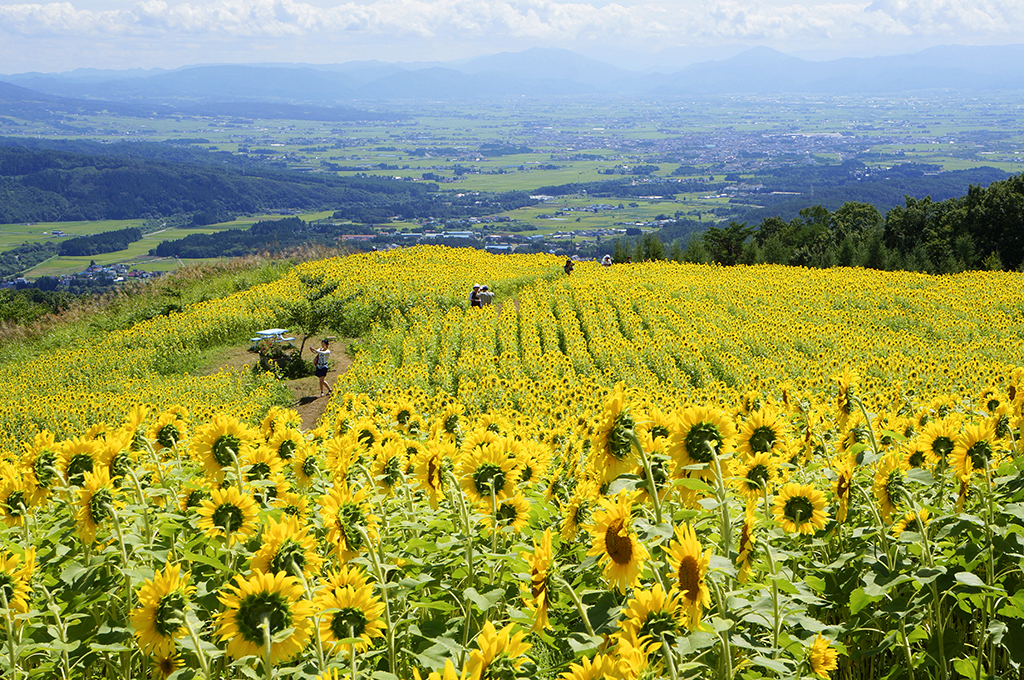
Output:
3 43 1024 104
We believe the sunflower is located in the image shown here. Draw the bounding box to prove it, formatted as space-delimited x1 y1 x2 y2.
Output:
61 436 101 488
730 451 780 503
873 452 906 523
131 563 195 656
372 440 407 494
833 456 855 524
76 467 118 544
216 570 313 664
319 482 379 562
0 547 35 615
892 508 931 538
315 584 387 654
561 478 597 542
521 528 554 632
918 417 961 469
808 633 839 678
20 430 61 505
251 514 323 578
323 433 361 483
178 479 212 513
390 399 419 429
464 620 531 680
612 633 655 680
902 438 931 470
195 486 259 547
618 584 684 646
433 401 466 444
323 565 371 591
98 428 134 488
192 415 258 484
664 523 711 630
513 440 552 488
736 511 756 584
951 421 999 481
736 407 788 459
559 653 619 680
148 411 188 454
461 429 500 457
0 465 30 528
668 406 736 482
591 383 638 482
260 406 302 442
587 490 649 594
772 483 828 535
479 492 530 534
351 417 383 452
834 367 859 429
458 445 519 505
267 428 305 463
243 445 286 485
292 442 320 490
414 440 452 509
151 649 182 679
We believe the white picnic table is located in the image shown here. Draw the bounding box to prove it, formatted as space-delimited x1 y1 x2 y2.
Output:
251 329 296 347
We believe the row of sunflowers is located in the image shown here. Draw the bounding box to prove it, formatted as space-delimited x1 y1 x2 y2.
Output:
1 247 1023 680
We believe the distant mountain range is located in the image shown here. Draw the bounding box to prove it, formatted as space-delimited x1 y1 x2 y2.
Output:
3 44 1024 109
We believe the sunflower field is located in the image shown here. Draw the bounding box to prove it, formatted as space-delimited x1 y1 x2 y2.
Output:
1 246 1023 680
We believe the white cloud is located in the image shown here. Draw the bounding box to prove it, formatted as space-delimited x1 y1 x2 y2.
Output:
1 0 1021 69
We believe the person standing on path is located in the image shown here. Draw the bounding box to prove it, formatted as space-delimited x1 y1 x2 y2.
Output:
470 284 482 308
309 339 333 397
479 285 494 306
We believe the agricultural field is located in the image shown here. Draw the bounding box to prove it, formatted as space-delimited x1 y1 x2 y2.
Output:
1 246 1022 680
3 211 338 278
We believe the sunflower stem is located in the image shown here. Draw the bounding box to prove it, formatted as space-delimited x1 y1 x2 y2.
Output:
761 488 782 660
40 585 72 680
0 588 20 680
350 624 358 680
660 632 679 680
230 449 246 493
710 446 732 563
124 467 154 550
262 614 275 680
292 567 326 672
710 579 734 679
628 431 663 525
183 615 212 680
356 525 396 674
445 468 476 652
555 574 595 637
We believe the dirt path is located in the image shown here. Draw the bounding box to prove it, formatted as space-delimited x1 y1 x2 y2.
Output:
198 340 353 430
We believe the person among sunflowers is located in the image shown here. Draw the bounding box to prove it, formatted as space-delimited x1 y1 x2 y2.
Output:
309 339 333 397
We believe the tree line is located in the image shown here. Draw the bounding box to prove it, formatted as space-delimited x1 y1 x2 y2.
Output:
641 172 1024 272
59 227 143 257
151 217 364 258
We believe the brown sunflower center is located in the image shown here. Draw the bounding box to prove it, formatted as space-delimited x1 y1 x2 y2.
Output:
604 518 633 565
677 555 700 600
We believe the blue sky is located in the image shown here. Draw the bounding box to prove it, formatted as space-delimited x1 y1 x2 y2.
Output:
1 0 1022 73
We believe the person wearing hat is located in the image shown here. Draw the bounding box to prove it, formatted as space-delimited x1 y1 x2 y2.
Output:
469 284 482 308
479 285 494 306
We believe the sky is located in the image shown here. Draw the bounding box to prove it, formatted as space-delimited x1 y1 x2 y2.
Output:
1 0 1023 73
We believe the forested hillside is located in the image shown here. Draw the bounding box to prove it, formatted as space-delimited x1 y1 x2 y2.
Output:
0 141 434 223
